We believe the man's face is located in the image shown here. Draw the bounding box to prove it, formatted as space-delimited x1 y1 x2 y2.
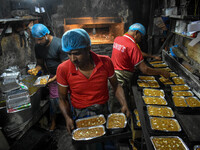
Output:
135 31 143 43
67 48 90 68
35 36 49 46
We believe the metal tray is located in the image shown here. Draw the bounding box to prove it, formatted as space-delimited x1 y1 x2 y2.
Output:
185 96 200 107
137 80 160 88
137 79 149 88
159 77 174 85
106 113 127 129
172 77 185 85
152 63 168 68
194 145 200 150
33 75 50 87
138 76 155 80
1 82 20 93
150 136 189 150
172 90 194 97
75 114 106 128
143 88 165 97
149 117 181 132
142 96 168 105
7 92 30 109
169 72 178 77
172 96 188 107
147 105 175 118
149 60 164 64
72 125 105 141
157 67 172 72
170 84 190 91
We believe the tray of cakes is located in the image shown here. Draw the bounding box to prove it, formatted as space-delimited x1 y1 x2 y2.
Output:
75 114 106 128
138 76 155 81
106 113 127 129
151 63 168 68
159 77 174 86
149 117 181 132
33 75 49 87
149 61 164 64
170 84 190 91
172 91 194 97
157 67 172 72
142 96 168 105
143 88 165 97
137 79 160 88
172 96 200 113
147 105 175 118
106 113 128 134
172 77 185 85
150 136 189 150
72 125 105 141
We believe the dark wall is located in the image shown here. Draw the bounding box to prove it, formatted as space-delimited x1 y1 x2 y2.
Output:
0 0 11 18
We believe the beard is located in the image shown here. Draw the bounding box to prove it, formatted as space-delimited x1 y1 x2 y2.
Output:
40 39 50 47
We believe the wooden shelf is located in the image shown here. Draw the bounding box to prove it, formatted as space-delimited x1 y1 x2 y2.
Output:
0 17 40 24
161 15 199 20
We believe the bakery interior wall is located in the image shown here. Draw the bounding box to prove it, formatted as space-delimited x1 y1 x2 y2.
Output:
0 0 151 74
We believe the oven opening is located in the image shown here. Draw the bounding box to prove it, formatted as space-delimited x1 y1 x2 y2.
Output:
64 17 124 45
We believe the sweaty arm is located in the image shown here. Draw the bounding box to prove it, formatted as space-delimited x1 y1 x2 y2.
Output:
109 74 130 117
58 85 74 134
137 61 170 78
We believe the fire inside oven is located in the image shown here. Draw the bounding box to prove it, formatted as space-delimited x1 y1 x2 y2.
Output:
64 17 124 45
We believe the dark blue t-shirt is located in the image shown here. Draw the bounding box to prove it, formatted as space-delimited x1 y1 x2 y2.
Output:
35 36 68 75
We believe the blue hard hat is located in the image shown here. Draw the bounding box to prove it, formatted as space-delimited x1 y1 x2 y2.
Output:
31 24 50 38
129 23 146 36
62 28 91 52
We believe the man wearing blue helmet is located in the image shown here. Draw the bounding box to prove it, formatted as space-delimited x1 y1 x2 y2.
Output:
111 23 170 112
56 29 130 135
28 23 68 131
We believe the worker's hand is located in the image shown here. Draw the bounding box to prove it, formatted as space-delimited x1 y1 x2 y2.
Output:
153 55 161 60
27 68 38 76
121 105 130 118
161 70 170 78
65 117 74 135
47 77 55 84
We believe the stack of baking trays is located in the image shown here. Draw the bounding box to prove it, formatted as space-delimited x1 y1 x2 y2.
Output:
72 113 131 143
135 60 200 150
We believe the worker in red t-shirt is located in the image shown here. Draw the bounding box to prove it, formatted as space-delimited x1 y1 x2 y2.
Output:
111 23 170 112
56 28 130 134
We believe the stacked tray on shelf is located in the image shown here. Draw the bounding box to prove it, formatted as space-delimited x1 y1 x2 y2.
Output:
169 79 200 113
137 76 161 91
140 60 200 149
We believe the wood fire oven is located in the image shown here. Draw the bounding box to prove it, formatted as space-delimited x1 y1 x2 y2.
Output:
64 17 124 45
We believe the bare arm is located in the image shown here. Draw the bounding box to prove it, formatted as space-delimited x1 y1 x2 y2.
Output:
137 61 170 78
58 85 74 134
109 74 130 117
48 75 56 83
142 52 161 60
48 60 66 83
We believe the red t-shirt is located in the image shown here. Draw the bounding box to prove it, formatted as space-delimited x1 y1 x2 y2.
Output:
56 51 115 109
111 33 144 72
